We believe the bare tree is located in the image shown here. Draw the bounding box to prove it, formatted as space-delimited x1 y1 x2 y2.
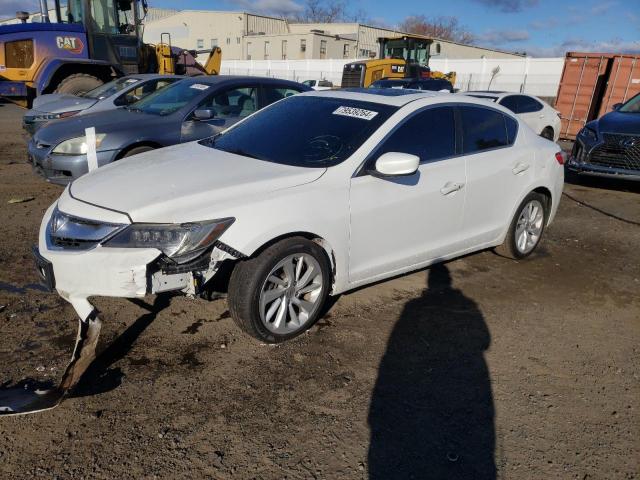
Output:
398 15 475 44
292 0 369 23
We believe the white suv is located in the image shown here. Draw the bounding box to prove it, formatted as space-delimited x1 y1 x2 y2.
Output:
36 89 564 344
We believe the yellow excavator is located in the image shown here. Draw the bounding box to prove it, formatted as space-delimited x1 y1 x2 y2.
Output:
341 34 456 88
0 0 221 107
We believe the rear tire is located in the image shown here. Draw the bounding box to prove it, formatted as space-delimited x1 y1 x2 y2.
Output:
54 74 103 95
540 127 554 141
121 146 155 158
495 192 548 260
228 237 331 343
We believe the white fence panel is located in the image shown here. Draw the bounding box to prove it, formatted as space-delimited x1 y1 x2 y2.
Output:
219 57 565 98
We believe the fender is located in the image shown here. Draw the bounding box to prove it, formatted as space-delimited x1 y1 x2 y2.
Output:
34 58 125 95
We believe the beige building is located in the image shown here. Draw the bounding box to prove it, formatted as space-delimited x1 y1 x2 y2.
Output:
1 8 523 61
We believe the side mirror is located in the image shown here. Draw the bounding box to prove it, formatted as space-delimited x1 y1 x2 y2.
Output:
193 108 215 120
612 103 623 111
374 152 420 177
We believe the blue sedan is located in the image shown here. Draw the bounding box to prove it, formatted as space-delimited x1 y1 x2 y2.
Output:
28 76 311 184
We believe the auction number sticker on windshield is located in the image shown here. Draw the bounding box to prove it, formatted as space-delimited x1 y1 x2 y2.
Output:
190 83 210 90
333 106 378 120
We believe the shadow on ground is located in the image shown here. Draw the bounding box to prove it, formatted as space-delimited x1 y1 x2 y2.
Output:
368 263 496 479
73 294 172 397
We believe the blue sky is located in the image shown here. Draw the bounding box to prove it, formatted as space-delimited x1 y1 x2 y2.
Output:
4 0 639 56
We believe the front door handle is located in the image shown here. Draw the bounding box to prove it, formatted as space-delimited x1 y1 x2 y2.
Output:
440 181 464 195
512 162 530 174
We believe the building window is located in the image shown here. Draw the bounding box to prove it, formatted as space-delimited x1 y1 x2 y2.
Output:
264 41 270 59
210 38 218 48
226 38 231 45
197 39 204 49
300 39 306 52
247 41 252 60
281 40 287 60
320 40 327 59
343 43 350 58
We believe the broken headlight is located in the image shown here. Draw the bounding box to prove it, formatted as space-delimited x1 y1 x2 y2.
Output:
102 218 235 262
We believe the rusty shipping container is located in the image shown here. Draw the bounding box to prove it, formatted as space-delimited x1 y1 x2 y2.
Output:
555 52 640 140
598 55 640 118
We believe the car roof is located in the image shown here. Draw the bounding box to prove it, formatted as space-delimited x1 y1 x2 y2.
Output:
178 75 307 88
120 73 185 81
304 88 448 106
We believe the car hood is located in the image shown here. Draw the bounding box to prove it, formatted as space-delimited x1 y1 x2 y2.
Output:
69 141 326 223
31 94 97 113
33 108 170 146
597 111 640 135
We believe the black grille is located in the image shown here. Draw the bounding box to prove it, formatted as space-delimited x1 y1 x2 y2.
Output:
588 133 640 171
52 237 100 250
341 63 364 88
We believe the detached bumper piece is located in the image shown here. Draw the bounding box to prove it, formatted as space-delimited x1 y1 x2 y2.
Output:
32 245 56 291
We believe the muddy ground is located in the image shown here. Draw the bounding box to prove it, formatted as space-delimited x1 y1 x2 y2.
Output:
0 99 638 479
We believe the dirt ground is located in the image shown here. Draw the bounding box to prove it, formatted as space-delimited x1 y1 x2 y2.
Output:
0 99 638 479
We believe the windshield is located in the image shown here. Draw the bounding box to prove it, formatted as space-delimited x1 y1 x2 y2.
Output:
130 80 206 115
83 77 141 99
619 93 640 113
201 96 397 167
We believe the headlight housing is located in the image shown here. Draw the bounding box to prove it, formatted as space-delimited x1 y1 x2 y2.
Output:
52 134 106 155
579 126 598 142
103 218 235 262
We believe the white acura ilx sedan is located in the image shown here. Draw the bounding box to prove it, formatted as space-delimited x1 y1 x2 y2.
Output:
35 89 564 343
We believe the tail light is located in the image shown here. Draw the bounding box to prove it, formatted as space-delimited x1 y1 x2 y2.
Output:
555 151 565 165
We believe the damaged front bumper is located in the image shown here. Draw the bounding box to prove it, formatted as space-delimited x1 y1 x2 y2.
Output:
0 201 240 415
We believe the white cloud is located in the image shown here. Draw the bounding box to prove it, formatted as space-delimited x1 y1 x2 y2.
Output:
524 38 640 57
0 0 39 20
229 0 303 17
476 29 530 45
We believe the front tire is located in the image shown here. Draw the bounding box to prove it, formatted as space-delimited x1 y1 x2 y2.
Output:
121 146 155 158
495 192 547 259
228 237 331 343
54 74 103 95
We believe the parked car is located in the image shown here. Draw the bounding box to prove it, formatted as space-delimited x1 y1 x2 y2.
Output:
302 79 334 90
35 89 564 344
568 92 640 180
28 76 311 184
370 78 454 92
461 91 561 141
23 74 182 135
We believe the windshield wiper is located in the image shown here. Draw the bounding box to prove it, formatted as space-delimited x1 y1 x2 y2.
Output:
125 106 143 113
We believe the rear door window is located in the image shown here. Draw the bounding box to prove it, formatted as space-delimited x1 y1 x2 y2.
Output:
262 86 304 106
372 106 457 164
499 95 520 113
518 95 543 113
459 106 509 153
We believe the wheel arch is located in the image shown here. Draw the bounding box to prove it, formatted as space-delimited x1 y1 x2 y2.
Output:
37 60 122 94
115 141 164 160
497 184 555 246
242 231 337 287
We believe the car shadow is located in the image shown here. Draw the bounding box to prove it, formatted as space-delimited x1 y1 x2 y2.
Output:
72 294 173 398
565 169 640 194
368 263 496 479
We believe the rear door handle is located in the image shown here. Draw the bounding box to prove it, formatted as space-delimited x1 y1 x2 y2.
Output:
512 162 530 174
440 181 464 195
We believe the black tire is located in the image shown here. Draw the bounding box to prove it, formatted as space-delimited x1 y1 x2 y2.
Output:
540 127 554 141
121 146 155 158
495 192 548 260
228 237 331 343
54 74 103 95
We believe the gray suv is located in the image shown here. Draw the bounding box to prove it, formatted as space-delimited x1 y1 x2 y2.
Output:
28 76 310 184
